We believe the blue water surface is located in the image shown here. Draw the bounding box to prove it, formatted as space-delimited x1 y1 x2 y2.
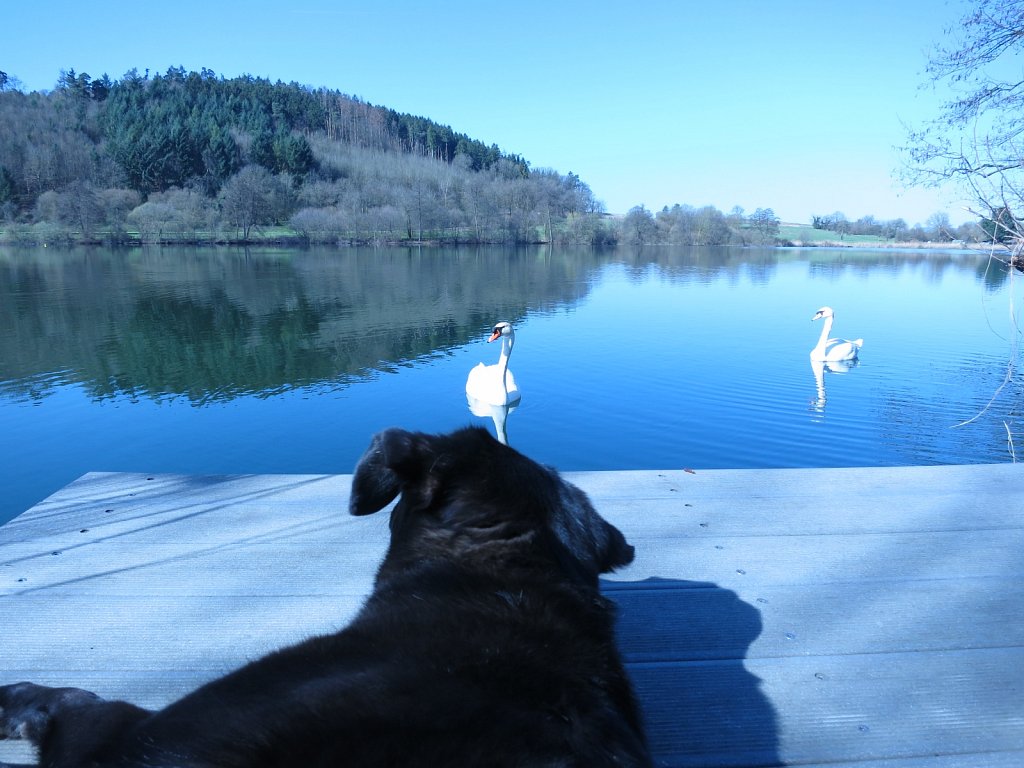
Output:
1 245 1020 524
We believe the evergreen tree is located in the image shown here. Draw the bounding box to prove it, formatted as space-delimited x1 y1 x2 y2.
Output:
249 129 276 170
0 166 14 204
203 125 242 183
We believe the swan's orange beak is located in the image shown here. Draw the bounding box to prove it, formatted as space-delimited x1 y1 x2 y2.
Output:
487 330 501 342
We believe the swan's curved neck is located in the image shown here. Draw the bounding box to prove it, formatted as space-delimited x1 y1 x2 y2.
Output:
815 315 833 351
497 334 514 387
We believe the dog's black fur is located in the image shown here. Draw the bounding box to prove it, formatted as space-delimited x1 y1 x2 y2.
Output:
1 426 651 767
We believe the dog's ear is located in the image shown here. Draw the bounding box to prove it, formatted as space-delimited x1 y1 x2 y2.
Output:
597 521 636 572
349 428 442 516
552 482 636 578
349 428 411 515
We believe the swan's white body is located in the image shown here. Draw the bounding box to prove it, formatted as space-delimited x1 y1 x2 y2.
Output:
466 322 521 406
810 306 862 362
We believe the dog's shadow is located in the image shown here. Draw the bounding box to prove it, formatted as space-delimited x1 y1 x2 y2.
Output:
602 577 781 768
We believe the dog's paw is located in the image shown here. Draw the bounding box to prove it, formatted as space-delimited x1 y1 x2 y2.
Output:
0 682 98 744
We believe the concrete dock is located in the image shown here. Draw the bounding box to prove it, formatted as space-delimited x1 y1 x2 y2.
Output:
1 464 1022 767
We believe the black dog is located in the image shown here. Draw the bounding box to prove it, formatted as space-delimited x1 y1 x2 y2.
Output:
1 427 651 767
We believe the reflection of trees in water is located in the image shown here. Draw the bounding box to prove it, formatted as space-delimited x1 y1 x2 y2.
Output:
0 247 611 403
0 245 1005 405
801 248 993 283
612 245 994 286
975 254 1014 292
94 291 335 402
617 245 780 284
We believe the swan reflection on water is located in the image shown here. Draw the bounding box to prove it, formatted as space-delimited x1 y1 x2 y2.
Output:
467 395 518 445
810 357 858 415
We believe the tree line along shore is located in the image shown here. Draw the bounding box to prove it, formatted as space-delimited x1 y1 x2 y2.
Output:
0 67 986 249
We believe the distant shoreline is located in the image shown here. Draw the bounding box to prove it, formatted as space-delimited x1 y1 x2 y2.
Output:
780 239 993 251
0 232 1002 251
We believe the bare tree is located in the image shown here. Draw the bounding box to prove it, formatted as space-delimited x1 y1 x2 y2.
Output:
904 0 1024 251
749 207 780 245
219 166 294 240
623 205 657 245
55 181 103 239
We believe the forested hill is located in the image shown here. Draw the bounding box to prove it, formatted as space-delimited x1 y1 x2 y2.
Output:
0 66 611 246
0 67 980 248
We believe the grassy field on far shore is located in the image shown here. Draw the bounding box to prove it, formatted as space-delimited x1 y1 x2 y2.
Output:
778 223 889 245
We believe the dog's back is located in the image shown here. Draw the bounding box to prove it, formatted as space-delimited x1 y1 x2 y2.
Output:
1 427 651 767
331 426 650 765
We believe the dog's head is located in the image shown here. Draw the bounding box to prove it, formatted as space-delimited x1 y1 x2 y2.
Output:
349 427 635 584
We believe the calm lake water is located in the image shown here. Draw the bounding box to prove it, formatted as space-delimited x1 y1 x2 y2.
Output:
2 245 1022 525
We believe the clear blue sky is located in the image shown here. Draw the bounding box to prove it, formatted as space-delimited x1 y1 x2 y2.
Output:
3 0 978 225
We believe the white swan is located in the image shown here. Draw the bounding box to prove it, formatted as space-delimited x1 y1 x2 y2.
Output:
810 306 863 362
466 321 521 406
